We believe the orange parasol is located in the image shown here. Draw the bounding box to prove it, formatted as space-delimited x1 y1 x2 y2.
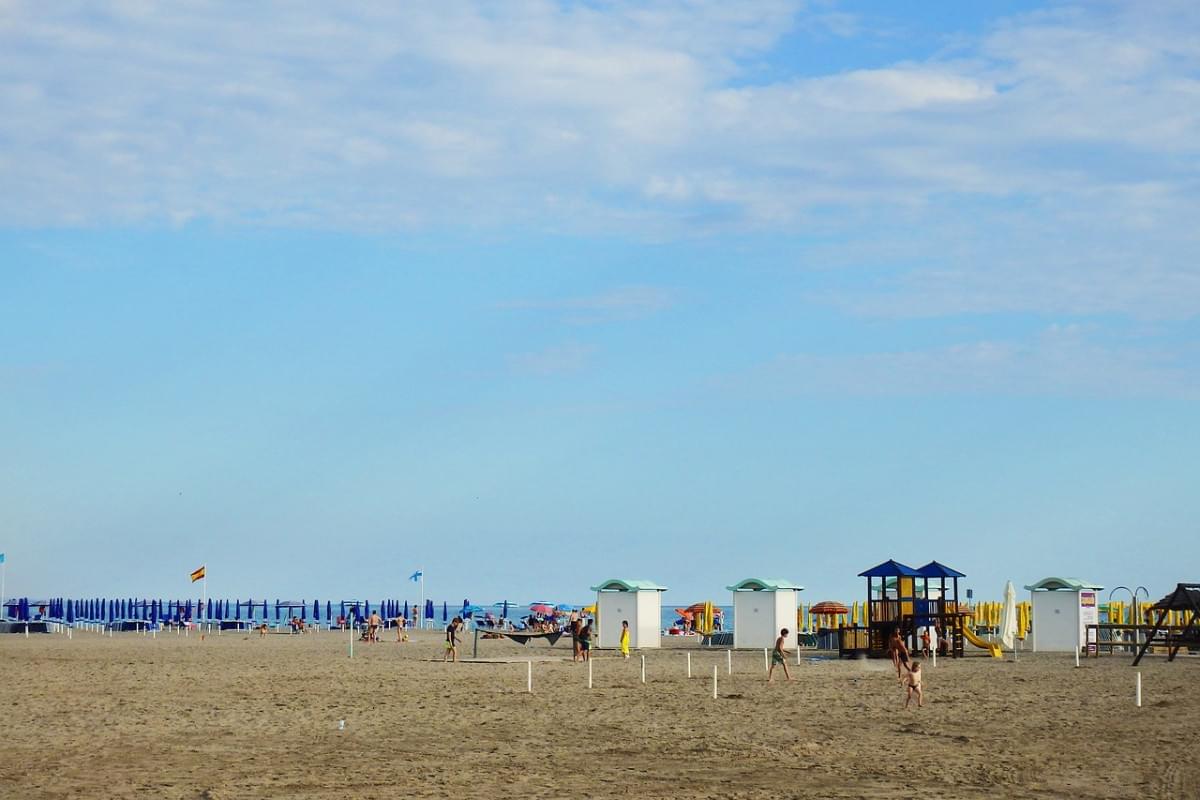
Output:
809 601 849 615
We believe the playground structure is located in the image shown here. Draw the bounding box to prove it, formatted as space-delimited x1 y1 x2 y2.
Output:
839 559 1000 659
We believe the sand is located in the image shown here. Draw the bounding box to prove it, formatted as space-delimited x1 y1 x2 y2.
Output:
1 628 1196 799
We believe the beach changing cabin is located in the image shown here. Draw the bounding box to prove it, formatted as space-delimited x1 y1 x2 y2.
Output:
1025 577 1103 653
591 578 667 650
727 578 803 649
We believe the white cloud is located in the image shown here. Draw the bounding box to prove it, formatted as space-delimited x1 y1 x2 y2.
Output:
741 324 1199 398
500 285 675 324
1 2 1199 324
505 342 595 376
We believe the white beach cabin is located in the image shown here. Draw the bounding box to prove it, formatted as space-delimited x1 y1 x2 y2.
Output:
591 578 667 649
727 578 803 649
1025 577 1103 653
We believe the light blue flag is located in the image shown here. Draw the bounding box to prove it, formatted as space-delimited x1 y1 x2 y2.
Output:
409 570 423 582
0 553 5 564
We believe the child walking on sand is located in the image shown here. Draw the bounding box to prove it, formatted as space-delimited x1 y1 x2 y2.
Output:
905 660 924 708
619 620 631 660
767 628 792 682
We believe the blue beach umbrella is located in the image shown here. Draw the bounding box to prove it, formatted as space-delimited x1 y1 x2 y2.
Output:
66 601 75 624
442 601 448 622
402 600 409 620
326 601 332 623
424 599 433 620
235 601 241 621
363 600 370 616
502 600 509 619
206 598 213 619
313 599 320 620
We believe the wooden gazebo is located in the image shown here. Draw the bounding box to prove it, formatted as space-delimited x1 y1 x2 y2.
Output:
1132 583 1200 666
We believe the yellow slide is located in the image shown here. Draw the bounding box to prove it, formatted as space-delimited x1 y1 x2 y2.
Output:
962 625 1003 658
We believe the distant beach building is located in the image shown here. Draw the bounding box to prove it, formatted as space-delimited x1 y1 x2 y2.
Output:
1024 577 1103 653
727 578 804 650
590 578 668 650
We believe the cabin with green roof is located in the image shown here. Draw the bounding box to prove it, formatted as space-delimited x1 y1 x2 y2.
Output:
590 578 668 650
726 578 804 649
1025 576 1103 653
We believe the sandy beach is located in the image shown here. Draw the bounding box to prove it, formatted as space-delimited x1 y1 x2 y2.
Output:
1 629 1196 799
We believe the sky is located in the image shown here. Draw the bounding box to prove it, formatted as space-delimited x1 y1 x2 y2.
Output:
1 1 1198 607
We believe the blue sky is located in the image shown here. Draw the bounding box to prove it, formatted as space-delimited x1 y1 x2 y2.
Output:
1 2 1197 606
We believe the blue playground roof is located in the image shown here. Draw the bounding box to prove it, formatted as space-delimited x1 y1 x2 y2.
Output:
858 559 920 578
915 561 966 579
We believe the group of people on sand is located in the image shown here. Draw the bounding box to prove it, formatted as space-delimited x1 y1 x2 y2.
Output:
887 628 925 708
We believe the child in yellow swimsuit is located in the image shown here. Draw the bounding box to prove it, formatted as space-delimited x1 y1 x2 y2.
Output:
620 620 630 659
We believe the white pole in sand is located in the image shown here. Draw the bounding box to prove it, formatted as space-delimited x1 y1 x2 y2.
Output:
764 648 769 673
641 654 646 684
687 652 692 678
349 618 354 659
932 647 937 668
588 658 593 689
527 660 533 694
1136 672 1142 707
712 665 718 699
1074 648 1080 668
727 649 732 675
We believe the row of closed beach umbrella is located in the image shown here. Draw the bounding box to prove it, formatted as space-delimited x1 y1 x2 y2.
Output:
2 596 497 625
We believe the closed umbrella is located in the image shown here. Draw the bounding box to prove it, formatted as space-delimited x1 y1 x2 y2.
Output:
403 600 409 620
425 599 434 620
326 601 332 623
442 601 448 622
999 580 1018 651
235 601 241 621
66 600 75 624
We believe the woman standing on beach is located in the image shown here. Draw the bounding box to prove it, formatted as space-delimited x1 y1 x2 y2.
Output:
887 628 910 681
619 620 631 660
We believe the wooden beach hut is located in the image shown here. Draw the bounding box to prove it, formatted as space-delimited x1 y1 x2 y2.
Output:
590 578 667 650
1025 577 1103 653
726 578 803 650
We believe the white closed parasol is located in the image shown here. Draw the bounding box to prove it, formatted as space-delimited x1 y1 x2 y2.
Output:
999 580 1018 651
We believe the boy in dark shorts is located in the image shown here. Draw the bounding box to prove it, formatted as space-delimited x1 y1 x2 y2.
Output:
768 628 792 682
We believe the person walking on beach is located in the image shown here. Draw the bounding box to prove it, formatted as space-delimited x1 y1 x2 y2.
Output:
620 620 631 660
395 613 408 642
904 660 924 708
578 619 592 662
768 628 792 682
444 616 463 662
887 628 910 682
368 610 382 642
920 626 931 658
571 616 582 662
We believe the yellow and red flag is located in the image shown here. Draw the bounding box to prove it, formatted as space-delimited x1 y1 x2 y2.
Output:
190 565 206 583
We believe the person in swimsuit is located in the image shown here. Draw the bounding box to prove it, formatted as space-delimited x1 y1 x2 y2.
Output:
888 628 910 681
905 660 924 708
920 626 931 658
619 620 631 660
578 619 592 662
571 617 582 662
768 628 792 682
444 616 462 662
395 613 408 642
368 611 381 643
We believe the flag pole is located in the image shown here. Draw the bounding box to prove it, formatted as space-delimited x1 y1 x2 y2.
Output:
419 569 425 630
202 566 207 628
1 558 6 614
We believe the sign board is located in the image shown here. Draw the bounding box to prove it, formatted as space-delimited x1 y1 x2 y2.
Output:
1079 592 1099 652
